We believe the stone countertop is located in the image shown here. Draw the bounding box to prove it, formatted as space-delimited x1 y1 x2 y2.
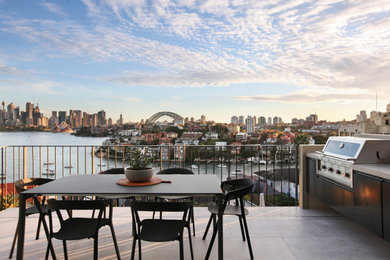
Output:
353 164 390 181
307 152 390 181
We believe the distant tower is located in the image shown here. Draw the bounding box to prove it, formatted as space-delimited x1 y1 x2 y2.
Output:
231 116 238 125
1 101 5 110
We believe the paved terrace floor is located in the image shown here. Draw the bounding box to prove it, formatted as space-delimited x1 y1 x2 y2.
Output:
1 206 390 260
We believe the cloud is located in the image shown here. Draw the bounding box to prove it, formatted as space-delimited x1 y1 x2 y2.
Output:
234 88 375 104
40 2 66 17
1 0 390 94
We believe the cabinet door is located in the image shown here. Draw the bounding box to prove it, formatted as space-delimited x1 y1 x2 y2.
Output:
383 181 390 242
353 171 382 238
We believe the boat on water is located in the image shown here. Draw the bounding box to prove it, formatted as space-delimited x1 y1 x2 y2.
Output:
43 162 54 166
42 169 55 176
216 164 227 168
64 165 73 169
98 163 106 167
191 164 198 169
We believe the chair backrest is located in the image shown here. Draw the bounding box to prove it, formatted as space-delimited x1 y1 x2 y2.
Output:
47 199 111 233
47 199 111 211
130 201 193 228
157 168 194 175
221 178 254 202
99 168 124 175
15 178 53 194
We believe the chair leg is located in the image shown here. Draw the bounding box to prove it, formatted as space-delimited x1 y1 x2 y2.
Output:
187 225 194 260
63 240 68 260
202 214 214 240
9 222 18 259
191 206 195 236
94 235 98 260
131 238 136 260
179 238 184 260
238 216 246 241
205 220 218 260
109 223 121 260
242 213 254 259
138 239 142 260
36 214 43 240
45 239 51 260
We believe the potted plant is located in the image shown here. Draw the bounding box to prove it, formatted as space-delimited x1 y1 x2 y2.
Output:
124 149 154 182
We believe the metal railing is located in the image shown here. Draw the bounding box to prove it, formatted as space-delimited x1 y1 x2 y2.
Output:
0 144 299 209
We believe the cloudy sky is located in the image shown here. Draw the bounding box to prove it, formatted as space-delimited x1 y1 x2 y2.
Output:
1 0 390 123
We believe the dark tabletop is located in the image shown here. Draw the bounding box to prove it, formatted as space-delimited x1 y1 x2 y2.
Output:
23 174 223 197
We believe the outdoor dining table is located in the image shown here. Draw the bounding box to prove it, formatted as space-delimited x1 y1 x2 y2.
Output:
16 174 225 260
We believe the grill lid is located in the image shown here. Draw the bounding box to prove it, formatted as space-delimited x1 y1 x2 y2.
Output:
322 137 366 160
320 136 390 163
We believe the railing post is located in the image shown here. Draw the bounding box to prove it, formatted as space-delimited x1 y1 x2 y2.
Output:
91 146 95 175
23 146 27 179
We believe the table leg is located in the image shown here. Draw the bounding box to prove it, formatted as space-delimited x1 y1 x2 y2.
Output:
16 194 27 260
217 194 223 260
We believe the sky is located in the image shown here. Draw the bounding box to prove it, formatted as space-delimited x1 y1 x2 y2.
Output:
1 0 390 124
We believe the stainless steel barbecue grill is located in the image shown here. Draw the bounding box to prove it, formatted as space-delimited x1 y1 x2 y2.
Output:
316 136 390 189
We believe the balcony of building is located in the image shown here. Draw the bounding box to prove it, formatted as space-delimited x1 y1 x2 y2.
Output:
1 144 390 259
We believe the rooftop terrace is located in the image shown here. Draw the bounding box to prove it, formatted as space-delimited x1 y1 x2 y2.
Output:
1 206 390 260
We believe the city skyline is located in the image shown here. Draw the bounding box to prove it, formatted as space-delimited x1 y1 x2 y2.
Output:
1 1 390 122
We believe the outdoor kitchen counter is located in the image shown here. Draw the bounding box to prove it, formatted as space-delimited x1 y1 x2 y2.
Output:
353 164 390 181
307 152 390 181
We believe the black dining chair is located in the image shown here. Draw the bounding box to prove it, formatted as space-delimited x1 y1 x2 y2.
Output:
130 201 194 260
154 168 196 235
9 178 53 259
203 178 254 260
45 199 121 260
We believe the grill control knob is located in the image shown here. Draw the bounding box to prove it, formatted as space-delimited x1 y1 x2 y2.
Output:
336 170 341 174
345 173 350 178
328 168 334 172
322 165 327 169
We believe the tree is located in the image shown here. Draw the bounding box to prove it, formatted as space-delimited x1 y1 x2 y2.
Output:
211 124 228 138
312 134 328 144
294 134 309 145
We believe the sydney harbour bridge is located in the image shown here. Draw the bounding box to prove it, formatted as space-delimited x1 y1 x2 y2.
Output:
145 111 184 124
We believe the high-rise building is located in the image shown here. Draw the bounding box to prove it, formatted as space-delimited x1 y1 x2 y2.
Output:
74 110 82 128
97 110 106 126
231 116 238 125
267 117 272 125
307 114 318 124
239 115 244 125
26 102 34 118
245 116 255 133
272 116 278 125
253 116 257 126
82 112 90 127
184 117 189 124
33 105 41 126
117 114 124 125
200 115 206 124
59 111 66 124
14 106 20 120
278 117 283 124
7 102 15 120
259 116 266 125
